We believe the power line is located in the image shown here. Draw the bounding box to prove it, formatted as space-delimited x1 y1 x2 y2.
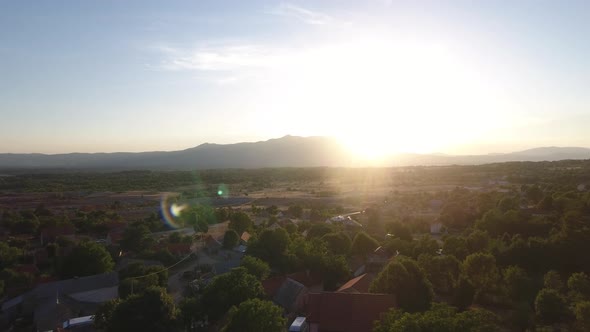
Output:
128 251 195 280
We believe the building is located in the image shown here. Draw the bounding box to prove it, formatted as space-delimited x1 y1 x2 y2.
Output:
1 272 119 331
336 274 374 294
307 292 396 332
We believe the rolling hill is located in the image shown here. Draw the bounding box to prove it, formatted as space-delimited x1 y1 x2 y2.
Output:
0 136 589 170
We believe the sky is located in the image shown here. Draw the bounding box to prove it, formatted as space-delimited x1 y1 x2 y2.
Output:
1 0 589 156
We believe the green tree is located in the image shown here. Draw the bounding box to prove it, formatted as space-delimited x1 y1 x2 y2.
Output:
510 302 534 331
240 255 270 281
503 265 534 302
94 299 120 331
452 276 475 310
574 301 590 331
543 270 564 292
202 267 264 320
321 232 351 255
108 287 178 332
322 255 351 291
413 235 440 258
178 297 206 332
223 230 240 249
535 288 568 325
568 272 590 301
466 230 490 254
306 223 333 239
287 205 303 218
168 232 181 243
222 298 286 332
118 263 168 298
418 254 460 294
385 221 413 241
374 303 500 332
120 224 154 253
526 186 544 204
351 231 379 257
370 257 433 312
462 253 499 301
60 241 114 278
229 212 252 234
195 219 209 234
247 228 290 268
0 242 22 269
443 236 469 261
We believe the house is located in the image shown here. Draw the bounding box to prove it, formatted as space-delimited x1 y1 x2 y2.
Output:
337 274 374 293
40 225 75 245
240 231 251 244
348 255 366 277
307 292 396 332
366 247 391 273
288 271 324 293
325 216 362 227
1 272 118 332
273 278 309 315
262 276 288 299
204 235 222 252
262 271 324 299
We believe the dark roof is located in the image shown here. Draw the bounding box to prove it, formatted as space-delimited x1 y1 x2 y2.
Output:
337 273 374 293
262 275 287 298
31 272 119 299
273 278 306 311
307 292 396 332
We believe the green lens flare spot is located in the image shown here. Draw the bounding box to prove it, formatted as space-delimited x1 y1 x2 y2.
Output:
218 190 223 196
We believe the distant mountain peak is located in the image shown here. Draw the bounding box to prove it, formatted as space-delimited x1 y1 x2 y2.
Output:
0 137 589 170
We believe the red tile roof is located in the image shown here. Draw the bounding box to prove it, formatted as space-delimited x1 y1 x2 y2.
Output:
307 292 396 332
240 231 251 243
337 273 374 293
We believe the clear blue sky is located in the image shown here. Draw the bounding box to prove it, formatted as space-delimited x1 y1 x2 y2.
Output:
1 0 589 155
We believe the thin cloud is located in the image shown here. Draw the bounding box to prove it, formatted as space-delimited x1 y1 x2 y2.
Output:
268 3 333 25
155 44 294 72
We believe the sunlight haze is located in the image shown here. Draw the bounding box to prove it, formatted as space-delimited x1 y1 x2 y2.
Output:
1 0 589 155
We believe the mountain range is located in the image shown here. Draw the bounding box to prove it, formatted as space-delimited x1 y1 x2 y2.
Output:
0 136 589 170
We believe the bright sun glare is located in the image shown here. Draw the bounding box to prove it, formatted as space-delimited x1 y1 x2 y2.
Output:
266 34 504 159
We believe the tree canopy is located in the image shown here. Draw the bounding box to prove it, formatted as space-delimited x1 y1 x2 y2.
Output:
240 255 270 281
60 241 114 278
351 231 380 256
202 267 264 320
370 257 434 312
222 298 286 332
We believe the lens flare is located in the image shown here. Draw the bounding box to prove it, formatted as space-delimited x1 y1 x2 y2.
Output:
217 183 228 198
160 194 187 229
